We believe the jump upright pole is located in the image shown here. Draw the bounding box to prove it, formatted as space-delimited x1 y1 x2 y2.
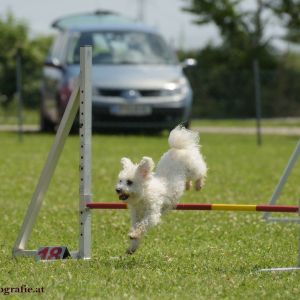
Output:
87 202 299 213
78 46 92 260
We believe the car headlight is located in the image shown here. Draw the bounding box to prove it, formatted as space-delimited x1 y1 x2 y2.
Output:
161 77 188 96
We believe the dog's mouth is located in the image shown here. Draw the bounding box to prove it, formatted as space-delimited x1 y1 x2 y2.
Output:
118 193 129 201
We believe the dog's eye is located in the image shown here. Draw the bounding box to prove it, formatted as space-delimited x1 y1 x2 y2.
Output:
127 180 133 186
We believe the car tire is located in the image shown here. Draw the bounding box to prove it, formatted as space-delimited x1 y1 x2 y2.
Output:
40 113 55 132
183 119 191 129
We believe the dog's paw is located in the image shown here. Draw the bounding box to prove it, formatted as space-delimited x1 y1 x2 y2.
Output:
126 248 136 255
126 238 140 255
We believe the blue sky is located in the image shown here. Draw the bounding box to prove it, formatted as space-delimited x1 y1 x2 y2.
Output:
0 0 287 50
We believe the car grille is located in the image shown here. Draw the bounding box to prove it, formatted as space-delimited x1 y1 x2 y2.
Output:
98 88 162 97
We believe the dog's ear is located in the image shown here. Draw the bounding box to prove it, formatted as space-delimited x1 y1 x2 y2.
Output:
136 156 155 179
120 157 133 170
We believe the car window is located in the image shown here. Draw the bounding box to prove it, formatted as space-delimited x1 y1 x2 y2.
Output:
66 32 80 64
48 32 68 63
66 31 178 65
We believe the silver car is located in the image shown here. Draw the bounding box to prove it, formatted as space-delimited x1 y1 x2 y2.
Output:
41 11 195 131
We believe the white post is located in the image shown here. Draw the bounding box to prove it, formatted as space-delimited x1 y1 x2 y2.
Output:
78 46 92 259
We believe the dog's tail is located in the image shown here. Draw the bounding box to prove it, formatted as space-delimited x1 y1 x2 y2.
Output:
168 125 199 149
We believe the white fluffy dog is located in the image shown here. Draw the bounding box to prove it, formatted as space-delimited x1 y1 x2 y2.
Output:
115 126 207 254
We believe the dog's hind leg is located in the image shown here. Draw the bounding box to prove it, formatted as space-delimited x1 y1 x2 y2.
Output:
195 178 202 191
185 180 192 190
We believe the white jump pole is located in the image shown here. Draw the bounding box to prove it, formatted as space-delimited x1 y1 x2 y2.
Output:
78 46 92 259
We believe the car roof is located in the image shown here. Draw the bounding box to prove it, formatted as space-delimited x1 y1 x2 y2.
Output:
52 11 158 34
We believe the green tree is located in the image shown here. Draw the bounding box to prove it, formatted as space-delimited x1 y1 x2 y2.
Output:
0 12 27 106
268 0 300 43
0 12 52 108
183 0 300 64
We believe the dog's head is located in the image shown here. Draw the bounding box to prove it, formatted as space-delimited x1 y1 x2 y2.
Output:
115 156 154 202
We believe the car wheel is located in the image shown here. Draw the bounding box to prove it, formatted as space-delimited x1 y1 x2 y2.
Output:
183 119 191 129
40 113 55 132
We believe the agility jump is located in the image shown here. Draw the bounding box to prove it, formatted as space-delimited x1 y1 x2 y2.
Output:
13 46 300 271
87 202 299 212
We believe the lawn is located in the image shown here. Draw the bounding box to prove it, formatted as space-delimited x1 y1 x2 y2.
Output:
0 107 39 125
1 131 300 299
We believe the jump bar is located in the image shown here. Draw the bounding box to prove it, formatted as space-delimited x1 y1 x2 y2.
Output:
86 202 299 213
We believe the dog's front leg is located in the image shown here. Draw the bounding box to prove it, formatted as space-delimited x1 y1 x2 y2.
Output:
129 212 161 240
126 208 141 254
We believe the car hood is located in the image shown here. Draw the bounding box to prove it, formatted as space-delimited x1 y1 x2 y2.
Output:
67 65 184 89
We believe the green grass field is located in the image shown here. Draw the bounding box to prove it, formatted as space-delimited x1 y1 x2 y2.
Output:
0 107 39 125
1 131 300 299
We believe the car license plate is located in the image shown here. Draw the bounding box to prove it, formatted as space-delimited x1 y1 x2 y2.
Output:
110 104 152 116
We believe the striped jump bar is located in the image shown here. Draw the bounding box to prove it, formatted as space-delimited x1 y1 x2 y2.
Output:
86 202 299 213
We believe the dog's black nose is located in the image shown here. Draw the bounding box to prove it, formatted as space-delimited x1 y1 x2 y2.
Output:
115 188 121 194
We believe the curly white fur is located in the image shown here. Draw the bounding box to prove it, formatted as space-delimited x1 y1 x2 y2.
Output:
115 125 207 254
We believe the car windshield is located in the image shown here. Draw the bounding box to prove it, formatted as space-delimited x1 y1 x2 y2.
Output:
66 31 178 65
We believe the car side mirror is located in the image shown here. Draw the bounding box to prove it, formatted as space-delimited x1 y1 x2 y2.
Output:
44 57 64 70
181 58 197 68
